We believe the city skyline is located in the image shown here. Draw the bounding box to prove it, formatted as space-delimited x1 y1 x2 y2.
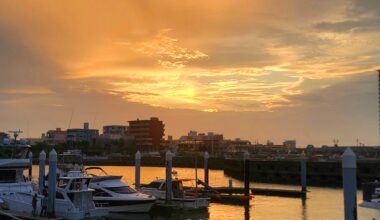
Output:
0 0 379 146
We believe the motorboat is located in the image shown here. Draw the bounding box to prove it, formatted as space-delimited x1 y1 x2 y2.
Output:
0 132 108 219
84 167 156 213
0 139 35 212
3 175 109 219
57 150 156 213
140 178 210 210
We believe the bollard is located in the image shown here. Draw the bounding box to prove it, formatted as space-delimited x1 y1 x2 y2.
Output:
244 151 250 196
342 148 357 220
228 179 233 188
135 151 141 190
39 150 46 192
300 152 307 192
28 151 33 179
204 152 209 189
165 150 173 202
47 149 57 217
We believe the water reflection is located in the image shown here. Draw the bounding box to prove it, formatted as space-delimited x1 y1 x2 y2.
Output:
106 210 209 220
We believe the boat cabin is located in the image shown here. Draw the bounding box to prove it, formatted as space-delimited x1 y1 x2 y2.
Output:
145 179 184 198
0 144 31 184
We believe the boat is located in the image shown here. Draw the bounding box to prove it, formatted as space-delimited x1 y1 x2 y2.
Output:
360 185 380 210
84 167 156 213
3 175 109 219
57 150 156 213
0 132 109 219
0 136 36 213
140 178 210 210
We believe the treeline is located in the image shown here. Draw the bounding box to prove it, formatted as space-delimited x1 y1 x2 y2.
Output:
31 139 137 156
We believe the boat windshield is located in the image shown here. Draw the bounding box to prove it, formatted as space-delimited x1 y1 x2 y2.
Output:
105 186 136 194
0 146 29 159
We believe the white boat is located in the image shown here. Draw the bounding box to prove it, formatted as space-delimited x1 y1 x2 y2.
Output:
140 179 210 210
3 175 109 219
0 134 108 219
84 167 156 213
0 140 36 213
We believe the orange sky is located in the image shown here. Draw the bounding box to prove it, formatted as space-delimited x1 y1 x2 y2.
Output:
0 0 379 146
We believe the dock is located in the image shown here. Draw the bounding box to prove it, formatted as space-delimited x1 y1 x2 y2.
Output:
211 187 306 198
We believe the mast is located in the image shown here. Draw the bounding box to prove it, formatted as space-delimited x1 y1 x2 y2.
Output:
378 70 380 146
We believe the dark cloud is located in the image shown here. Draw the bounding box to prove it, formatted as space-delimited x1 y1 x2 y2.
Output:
315 0 380 33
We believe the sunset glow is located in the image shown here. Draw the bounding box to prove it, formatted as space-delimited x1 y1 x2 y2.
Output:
0 0 379 145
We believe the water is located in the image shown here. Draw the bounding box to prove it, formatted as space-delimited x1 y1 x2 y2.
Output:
32 165 380 219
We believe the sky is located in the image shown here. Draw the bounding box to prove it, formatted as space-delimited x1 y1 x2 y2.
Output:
0 0 379 147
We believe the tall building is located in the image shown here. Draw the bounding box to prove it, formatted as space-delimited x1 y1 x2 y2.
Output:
46 128 67 144
103 125 128 140
127 117 165 152
67 122 99 142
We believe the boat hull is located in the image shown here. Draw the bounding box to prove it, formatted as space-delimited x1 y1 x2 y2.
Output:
94 198 155 213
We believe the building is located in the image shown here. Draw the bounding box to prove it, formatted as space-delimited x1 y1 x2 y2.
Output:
67 122 99 143
127 117 165 152
178 131 224 154
103 125 127 140
283 140 297 152
224 138 252 153
46 128 67 144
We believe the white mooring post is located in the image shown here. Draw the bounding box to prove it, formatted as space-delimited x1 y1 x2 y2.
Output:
342 148 357 220
39 150 46 192
204 151 209 189
135 151 141 190
300 152 307 192
165 150 173 202
47 149 57 217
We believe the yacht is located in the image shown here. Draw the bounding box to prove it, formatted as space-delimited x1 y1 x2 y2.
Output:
84 167 156 213
0 133 108 219
0 138 35 211
57 150 156 213
140 178 210 210
3 175 109 219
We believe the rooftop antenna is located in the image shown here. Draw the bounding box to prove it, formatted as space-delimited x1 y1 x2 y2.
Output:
8 129 23 142
333 138 339 147
68 109 74 129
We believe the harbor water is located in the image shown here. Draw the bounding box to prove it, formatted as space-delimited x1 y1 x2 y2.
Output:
32 165 379 219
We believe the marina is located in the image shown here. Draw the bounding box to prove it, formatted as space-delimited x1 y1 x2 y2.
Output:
17 165 378 219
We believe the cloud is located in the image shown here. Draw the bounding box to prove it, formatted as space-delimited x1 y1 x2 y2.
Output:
135 29 208 69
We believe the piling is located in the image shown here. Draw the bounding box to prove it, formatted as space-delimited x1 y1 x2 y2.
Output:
39 150 46 192
28 151 33 179
204 151 209 189
135 151 141 189
244 151 250 196
165 150 173 202
47 149 57 217
342 148 357 220
228 179 233 188
300 152 307 192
